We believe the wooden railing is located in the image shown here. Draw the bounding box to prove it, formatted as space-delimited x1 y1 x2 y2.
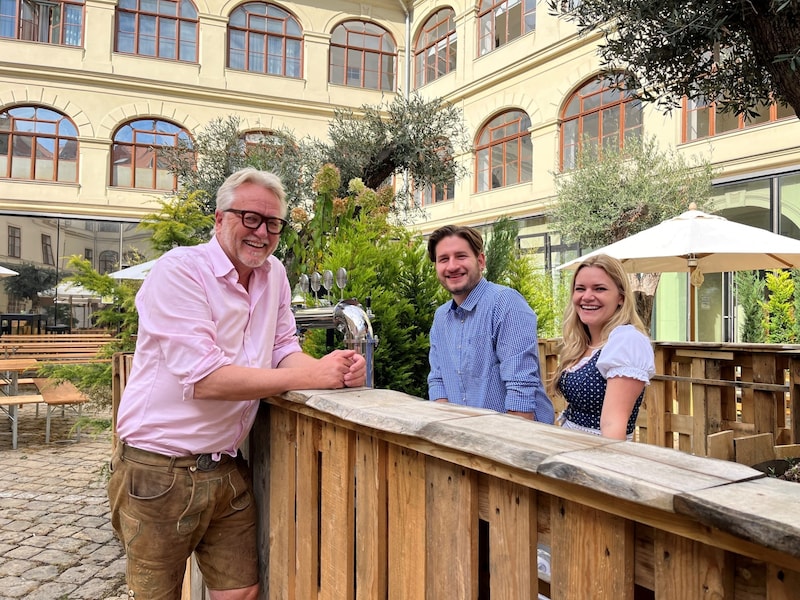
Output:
538 340 800 464
112 344 800 600
640 342 800 463
251 388 800 600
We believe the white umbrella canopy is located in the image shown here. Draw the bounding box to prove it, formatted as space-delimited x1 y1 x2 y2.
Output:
41 282 102 304
108 258 157 280
558 208 800 282
557 207 800 340
0 265 19 277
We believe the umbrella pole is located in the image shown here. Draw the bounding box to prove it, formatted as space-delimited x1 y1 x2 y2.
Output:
689 283 697 341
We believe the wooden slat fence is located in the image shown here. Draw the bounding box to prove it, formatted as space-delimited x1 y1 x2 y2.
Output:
639 342 800 462
251 388 800 600
112 344 800 600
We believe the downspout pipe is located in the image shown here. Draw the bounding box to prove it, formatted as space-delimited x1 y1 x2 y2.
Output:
397 0 411 97
397 0 412 198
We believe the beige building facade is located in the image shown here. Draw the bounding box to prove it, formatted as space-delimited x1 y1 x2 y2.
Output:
1 0 798 339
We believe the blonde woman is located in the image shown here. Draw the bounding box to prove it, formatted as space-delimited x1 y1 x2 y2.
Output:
552 254 655 440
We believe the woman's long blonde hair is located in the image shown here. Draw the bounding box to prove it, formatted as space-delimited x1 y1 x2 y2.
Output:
549 254 649 397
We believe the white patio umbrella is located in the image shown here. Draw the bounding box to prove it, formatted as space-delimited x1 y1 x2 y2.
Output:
108 258 157 280
40 283 103 330
557 206 800 339
558 207 800 278
0 266 19 277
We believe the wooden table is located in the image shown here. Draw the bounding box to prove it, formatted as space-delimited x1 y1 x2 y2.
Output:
0 357 38 395
1 313 44 335
0 357 41 449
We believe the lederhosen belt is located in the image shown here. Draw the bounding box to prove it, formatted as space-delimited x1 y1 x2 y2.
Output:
120 442 232 472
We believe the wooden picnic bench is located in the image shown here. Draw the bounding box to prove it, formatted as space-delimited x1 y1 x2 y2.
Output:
32 377 88 444
0 333 114 364
0 393 45 449
1 377 89 449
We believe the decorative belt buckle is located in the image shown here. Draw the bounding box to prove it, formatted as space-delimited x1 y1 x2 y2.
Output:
196 454 219 471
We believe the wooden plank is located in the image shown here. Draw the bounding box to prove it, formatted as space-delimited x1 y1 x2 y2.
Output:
425 456 477 600
733 555 767 600
268 408 297 600
774 444 800 459
634 525 655 591
354 433 387 600
485 476 537 599
387 446 425 600
665 412 694 434
753 354 779 436
32 378 87 405
650 374 789 393
249 403 270 600
692 358 709 456
111 353 131 450
307 391 615 472
674 477 800 559
719 361 739 430
0 394 43 406
789 357 800 444
653 531 733 599
295 415 319 600
645 347 667 447
734 433 776 466
551 497 634 599
675 349 735 360
537 442 762 512
704 359 723 439
319 422 355 600
766 563 800 600
707 430 734 462
677 361 692 453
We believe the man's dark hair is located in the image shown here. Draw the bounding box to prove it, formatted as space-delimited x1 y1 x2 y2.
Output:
427 225 484 262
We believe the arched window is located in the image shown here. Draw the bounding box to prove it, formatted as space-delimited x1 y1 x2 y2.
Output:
240 129 297 157
329 20 396 91
0 0 84 45
228 2 302 77
477 0 535 57
110 118 192 190
0 105 78 182
475 110 532 192
98 250 118 274
683 97 795 142
414 8 456 88
115 0 198 62
560 73 643 171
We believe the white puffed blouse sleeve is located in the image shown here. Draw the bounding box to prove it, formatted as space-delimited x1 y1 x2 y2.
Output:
596 324 655 383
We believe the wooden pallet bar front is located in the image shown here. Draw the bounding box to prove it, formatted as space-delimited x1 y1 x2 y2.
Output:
248 388 800 600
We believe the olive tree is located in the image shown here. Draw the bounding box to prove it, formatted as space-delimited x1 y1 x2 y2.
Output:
552 0 800 119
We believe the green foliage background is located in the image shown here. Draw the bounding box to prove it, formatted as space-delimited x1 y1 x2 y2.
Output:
552 137 714 249
734 271 766 343
288 169 447 398
762 271 795 343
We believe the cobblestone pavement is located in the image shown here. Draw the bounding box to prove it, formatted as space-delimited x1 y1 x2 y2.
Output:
0 401 127 600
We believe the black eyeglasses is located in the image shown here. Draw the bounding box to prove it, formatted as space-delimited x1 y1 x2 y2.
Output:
224 209 288 234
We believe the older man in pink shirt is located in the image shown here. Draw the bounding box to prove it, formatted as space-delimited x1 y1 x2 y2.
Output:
109 167 365 600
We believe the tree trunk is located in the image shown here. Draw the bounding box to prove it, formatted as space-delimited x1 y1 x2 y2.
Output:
361 144 397 190
634 291 654 332
628 272 661 332
740 2 800 119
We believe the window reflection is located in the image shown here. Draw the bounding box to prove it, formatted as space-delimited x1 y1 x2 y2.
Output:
0 213 153 328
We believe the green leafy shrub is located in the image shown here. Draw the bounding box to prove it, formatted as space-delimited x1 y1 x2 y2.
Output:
734 271 765 342
761 270 795 343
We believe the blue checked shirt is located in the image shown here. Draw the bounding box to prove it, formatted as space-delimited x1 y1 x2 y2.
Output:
428 278 554 423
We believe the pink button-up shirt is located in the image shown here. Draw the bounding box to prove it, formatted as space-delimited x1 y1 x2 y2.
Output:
116 236 301 457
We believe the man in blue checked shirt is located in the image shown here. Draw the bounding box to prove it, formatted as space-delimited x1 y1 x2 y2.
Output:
426 225 554 423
